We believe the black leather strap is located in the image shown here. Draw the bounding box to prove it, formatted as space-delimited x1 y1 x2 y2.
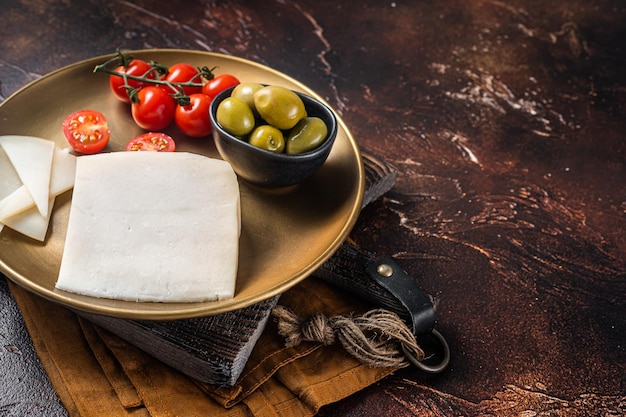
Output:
366 256 436 336
316 243 450 373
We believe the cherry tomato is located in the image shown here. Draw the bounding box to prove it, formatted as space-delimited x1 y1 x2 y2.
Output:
125 132 176 152
109 59 156 103
131 86 176 130
202 74 240 99
175 94 213 137
163 63 202 96
62 109 110 154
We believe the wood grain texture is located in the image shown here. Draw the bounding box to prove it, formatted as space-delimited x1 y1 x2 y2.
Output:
76 296 279 387
1 0 624 415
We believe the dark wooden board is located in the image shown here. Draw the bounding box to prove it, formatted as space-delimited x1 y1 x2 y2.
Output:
77 150 397 387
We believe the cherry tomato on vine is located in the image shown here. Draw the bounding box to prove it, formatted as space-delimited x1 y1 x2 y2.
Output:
163 63 202 96
125 132 176 152
62 109 110 154
131 86 176 130
109 59 156 103
202 74 240 99
175 94 213 137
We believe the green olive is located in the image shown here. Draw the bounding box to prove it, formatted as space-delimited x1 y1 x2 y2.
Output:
216 97 255 137
286 117 328 154
231 82 263 115
253 86 307 130
248 125 285 153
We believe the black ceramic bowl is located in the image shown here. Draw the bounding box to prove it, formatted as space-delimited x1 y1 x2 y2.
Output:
209 86 338 188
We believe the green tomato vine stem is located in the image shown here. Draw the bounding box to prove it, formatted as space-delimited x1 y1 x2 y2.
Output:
93 50 217 106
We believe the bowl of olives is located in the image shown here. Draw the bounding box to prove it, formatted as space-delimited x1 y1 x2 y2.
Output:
209 84 338 188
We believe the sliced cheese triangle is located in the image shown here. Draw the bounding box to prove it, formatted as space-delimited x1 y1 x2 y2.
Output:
0 145 22 199
50 148 76 197
0 185 34 220
0 146 76 222
56 152 241 303
49 147 77 196
1 198 55 241
0 135 55 217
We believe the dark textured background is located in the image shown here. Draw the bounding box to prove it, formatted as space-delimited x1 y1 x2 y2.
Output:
1 1 624 415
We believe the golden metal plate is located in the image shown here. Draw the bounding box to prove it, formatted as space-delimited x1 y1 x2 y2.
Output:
0 50 364 320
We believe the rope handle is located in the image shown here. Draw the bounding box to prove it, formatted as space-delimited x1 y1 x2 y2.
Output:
272 306 425 369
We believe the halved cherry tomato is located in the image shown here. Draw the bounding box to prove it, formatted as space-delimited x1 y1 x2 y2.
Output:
175 94 213 137
202 74 240 99
125 132 176 152
62 109 110 154
163 63 202 96
109 59 157 103
131 86 176 130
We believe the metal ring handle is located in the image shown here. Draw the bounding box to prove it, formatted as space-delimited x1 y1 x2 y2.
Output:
402 328 450 374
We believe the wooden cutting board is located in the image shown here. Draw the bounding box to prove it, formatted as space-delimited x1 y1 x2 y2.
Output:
76 150 397 387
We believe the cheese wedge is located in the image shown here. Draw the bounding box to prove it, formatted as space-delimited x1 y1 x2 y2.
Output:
0 186 35 221
49 147 77 196
0 145 22 199
0 135 55 217
2 198 55 241
56 152 241 303
0 147 76 222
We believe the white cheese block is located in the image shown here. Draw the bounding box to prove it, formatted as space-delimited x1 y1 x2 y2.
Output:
56 152 241 303
0 135 55 217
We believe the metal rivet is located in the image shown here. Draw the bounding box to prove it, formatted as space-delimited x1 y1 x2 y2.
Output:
376 263 394 277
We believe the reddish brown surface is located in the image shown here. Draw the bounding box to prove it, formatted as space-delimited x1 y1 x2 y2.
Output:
1 1 624 415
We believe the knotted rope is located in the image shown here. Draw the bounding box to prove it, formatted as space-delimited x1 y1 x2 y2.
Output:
272 306 425 368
